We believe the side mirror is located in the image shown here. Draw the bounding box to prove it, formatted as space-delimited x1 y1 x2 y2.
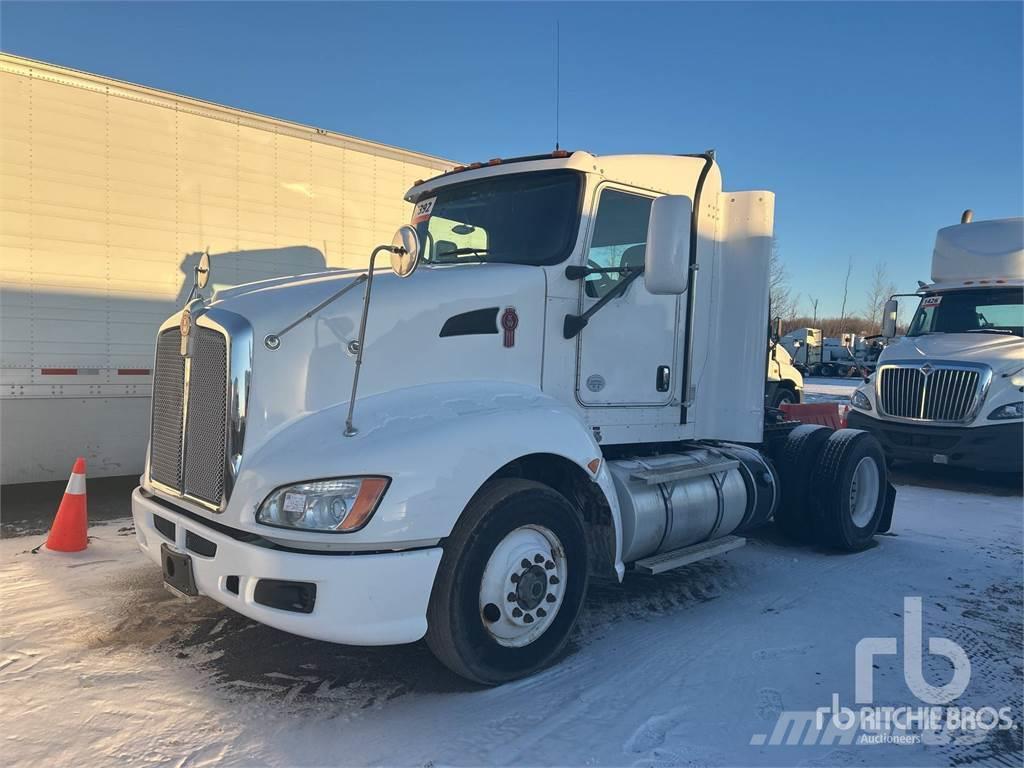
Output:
196 250 210 289
390 225 421 278
644 195 693 295
881 298 898 338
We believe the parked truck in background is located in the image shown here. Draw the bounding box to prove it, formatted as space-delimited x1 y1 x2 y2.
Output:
131 150 895 684
767 340 803 406
849 212 1024 471
0 53 452 484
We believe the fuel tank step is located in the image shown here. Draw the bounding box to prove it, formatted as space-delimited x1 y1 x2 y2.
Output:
630 458 739 485
633 535 746 575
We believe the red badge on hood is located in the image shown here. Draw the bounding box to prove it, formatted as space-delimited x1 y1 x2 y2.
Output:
501 307 519 348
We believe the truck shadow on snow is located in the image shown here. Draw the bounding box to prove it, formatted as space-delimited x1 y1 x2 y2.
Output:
142 557 739 703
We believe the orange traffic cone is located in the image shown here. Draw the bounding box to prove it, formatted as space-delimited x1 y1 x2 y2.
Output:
46 457 88 552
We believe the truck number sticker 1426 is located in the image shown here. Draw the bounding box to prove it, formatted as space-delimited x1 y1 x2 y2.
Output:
922 295 942 307
412 197 436 224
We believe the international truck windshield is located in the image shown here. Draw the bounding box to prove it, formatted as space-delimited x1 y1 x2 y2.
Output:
412 170 582 267
907 287 1024 337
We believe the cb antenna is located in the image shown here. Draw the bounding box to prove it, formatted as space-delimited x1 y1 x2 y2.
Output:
554 20 561 151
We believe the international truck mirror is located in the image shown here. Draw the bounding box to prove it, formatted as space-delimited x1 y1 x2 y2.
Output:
390 225 421 278
644 194 693 294
881 298 898 338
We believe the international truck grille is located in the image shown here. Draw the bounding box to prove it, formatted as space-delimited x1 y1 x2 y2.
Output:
149 326 229 507
877 364 985 423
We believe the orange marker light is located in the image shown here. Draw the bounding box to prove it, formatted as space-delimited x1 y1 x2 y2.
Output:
338 477 390 531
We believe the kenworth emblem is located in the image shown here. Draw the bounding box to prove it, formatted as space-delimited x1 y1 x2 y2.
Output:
179 310 191 356
501 307 519 348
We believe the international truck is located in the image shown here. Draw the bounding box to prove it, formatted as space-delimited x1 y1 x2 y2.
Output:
0 53 451 484
131 150 895 684
849 212 1023 472
766 338 803 406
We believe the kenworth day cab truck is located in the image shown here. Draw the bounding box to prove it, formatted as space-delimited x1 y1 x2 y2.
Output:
849 212 1023 472
132 151 895 684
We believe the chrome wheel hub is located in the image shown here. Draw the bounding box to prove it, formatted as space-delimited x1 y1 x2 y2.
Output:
849 456 881 528
479 524 567 647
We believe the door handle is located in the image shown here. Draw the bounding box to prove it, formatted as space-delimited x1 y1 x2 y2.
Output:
656 365 671 392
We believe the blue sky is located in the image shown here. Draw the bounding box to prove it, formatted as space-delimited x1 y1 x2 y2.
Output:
3 1 1021 316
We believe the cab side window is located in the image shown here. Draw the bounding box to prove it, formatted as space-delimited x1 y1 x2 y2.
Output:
585 189 653 298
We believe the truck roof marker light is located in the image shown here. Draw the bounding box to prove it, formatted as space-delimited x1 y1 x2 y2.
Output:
964 281 974 285
338 477 390 531
414 179 424 186
468 162 483 169
551 150 570 158
487 158 502 166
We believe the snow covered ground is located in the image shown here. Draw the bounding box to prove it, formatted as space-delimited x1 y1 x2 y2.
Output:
802 377 857 404
2 480 1021 767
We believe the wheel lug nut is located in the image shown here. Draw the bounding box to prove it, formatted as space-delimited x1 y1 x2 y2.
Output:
546 594 556 603
523 613 534 623
549 575 560 585
536 608 547 618
545 560 554 570
521 559 531 569
510 573 519 584
507 592 517 602
512 607 523 618
534 554 544 564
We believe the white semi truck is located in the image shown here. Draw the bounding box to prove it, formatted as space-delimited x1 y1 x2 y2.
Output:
849 213 1023 472
132 151 895 684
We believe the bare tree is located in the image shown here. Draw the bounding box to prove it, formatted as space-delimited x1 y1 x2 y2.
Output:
862 262 897 333
838 256 853 332
769 241 800 320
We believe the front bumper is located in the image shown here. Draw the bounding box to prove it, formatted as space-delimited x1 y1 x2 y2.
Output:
132 487 443 645
847 411 1023 472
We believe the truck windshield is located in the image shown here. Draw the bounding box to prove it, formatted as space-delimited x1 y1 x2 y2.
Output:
907 287 1024 337
411 170 583 267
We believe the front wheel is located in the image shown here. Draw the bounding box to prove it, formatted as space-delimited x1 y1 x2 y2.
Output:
425 479 589 684
770 386 798 408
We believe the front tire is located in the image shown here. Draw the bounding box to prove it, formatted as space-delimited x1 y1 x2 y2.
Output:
425 479 589 685
770 386 798 408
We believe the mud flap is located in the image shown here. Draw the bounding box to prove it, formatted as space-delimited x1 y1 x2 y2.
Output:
877 482 897 533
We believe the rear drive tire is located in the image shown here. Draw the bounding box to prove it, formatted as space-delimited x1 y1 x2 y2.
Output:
425 479 589 685
821 363 835 377
810 429 888 551
774 424 833 543
810 364 823 377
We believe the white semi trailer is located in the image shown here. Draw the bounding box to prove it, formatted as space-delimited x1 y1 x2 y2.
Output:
0 54 452 484
850 212 1023 471
131 150 895 684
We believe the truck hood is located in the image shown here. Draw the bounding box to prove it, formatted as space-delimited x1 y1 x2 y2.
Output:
203 263 548 451
881 333 1024 372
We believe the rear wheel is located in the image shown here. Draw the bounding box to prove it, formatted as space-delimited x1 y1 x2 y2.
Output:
811 429 888 551
821 363 835 377
425 479 589 685
774 424 833 542
810 364 823 377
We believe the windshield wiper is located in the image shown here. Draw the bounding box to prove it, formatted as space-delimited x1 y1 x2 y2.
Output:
964 328 1014 335
436 247 489 263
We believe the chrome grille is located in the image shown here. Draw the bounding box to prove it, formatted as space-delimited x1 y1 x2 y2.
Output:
878 363 986 423
182 330 228 504
149 324 229 507
150 330 186 489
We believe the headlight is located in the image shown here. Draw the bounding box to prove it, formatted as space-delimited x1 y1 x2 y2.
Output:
257 477 389 532
1010 372 1024 388
851 389 872 411
987 402 1024 421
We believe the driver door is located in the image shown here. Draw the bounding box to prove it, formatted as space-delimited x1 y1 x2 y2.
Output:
575 186 682 407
